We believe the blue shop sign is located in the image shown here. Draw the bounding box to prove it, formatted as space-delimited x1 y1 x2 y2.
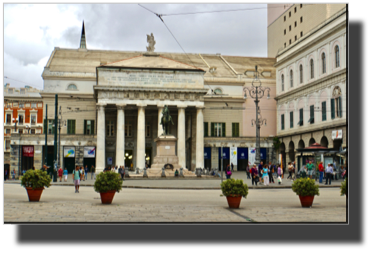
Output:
204 147 211 159
260 148 267 160
218 147 230 159
237 147 248 160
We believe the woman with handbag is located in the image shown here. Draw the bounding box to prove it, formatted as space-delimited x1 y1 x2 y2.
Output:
225 164 232 179
262 164 269 186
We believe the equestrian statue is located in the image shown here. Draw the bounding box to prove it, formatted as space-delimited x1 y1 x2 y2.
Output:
160 105 174 135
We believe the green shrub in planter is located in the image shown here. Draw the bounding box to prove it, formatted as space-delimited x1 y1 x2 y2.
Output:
221 178 248 198
94 171 123 193
340 179 347 196
291 177 320 196
20 169 52 189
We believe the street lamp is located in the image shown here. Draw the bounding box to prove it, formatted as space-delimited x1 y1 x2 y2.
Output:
57 106 66 170
243 65 270 165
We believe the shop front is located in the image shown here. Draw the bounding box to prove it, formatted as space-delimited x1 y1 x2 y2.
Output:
204 147 211 170
237 147 248 171
83 146 96 171
218 147 230 171
63 146 76 174
22 145 34 171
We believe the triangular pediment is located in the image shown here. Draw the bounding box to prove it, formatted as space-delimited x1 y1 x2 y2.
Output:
101 54 205 71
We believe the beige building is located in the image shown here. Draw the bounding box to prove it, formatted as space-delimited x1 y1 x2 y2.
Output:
270 5 347 171
267 3 346 57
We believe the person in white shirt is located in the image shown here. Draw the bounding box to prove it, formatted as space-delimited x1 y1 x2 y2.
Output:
325 164 333 185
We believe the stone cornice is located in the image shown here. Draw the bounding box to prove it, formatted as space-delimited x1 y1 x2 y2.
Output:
275 69 346 104
94 86 209 94
277 120 346 138
42 68 96 81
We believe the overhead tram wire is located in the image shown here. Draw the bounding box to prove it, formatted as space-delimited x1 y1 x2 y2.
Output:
4 76 43 90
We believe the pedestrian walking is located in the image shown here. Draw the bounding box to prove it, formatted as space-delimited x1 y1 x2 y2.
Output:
250 164 259 186
306 160 314 178
12 169 16 180
231 163 234 172
120 166 125 180
118 165 122 178
318 162 324 184
262 164 269 186
90 165 95 179
84 165 88 180
58 167 63 182
258 161 263 183
79 166 84 181
63 168 68 182
325 163 333 185
130 163 133 171
277 164 282 180
5 169 8 181
287 162 293 179
246 164 251 179
72 166 81 193
268 162 274 183
225 164 232 179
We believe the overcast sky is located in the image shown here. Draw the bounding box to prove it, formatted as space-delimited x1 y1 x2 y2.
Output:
3 3 269 90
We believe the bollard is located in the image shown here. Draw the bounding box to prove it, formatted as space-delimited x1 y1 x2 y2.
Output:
143 167 148 178
179 168 184 177
196 168 202 178
125 167 130 178
161 167 166 178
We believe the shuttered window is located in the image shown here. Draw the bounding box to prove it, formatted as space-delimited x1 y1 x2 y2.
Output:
44 119 55 134
211 122 225 137
67 120 76 135
309 105 314 124
322 102 326 121
204 122 208 137
281 114 284 130
331 99 335 119
232 123 239 137
298 109 303 126
290 111 293 128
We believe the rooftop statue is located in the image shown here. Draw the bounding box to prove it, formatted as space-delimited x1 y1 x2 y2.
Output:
146 33 156 52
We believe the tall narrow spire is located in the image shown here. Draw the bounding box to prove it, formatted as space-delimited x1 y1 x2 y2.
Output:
79 21 87 49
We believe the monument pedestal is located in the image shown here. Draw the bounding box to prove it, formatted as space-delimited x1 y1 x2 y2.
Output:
148 135 195 177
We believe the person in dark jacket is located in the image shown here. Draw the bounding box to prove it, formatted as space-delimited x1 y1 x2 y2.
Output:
268 162 274 183
258 161 263 183
250 164 259 186
225 164 231 179
246 164 251 179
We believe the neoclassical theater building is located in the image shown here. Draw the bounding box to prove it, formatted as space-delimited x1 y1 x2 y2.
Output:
10 23 277 175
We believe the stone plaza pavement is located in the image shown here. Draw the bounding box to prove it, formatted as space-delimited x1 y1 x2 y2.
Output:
4 178 346 223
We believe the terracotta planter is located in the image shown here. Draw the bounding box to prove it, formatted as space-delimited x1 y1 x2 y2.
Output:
99 191 116 204
299 195 315 207
226 195 242 208
26 187 44 202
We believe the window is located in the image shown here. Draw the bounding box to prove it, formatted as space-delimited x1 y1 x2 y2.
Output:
284 29 286 35
322 52 326 74
13 102 18 107
107 121 114 136
300 4 303 8
67 120 76 134
8 89 13 94
335 97 342 118
214 88 222 94
289 11 291 17
31 129 35 134
284 16 286 21
284 43 286 48
84 120 94 135
19 103 24 108
335 45 340 68
289 39 291 45
6 140 10 150
44 119 55 134
281 74 284 91
331 99 335 119
125 121 132 137
309 105 314 124
20 89 25 95
204 122 208 137
31 115 37 125
211 122 225 137
299 65 303 84
300 31 303 37
322 101 326 121
6 114 11 124
294 7 297 13
295 21 297 27
145 125 150 137
289 25 291 31
19 129 23 134
290 111 294 128
67 84 78 91
6 102 12 108
295 35 297 41
300 17 303 23
18 115 24 125
310 59 314 79
6 129 11 134
290 70 293 87
31 103 37 108
232 123 239 137
281 114 285 130
298 108 303 126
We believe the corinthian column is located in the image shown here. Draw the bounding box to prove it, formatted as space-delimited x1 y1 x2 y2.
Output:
157 104 164 137
96 103 106 173
177 105 187 168
196 106 205 169
116 104 126 168
136 104 147 170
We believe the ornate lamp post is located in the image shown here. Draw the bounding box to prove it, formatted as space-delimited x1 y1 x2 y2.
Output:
243 66 270 165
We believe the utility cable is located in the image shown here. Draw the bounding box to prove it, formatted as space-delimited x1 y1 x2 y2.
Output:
4 76 43 90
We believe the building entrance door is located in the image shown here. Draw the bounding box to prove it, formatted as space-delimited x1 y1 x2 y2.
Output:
124 150 133 169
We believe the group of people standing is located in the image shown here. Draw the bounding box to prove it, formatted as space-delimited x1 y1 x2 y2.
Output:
57 165 95 183
104 165 128 180
245 161 283 186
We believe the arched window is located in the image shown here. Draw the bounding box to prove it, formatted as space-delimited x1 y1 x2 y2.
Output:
335 45 340 68
310 59 314 79
214 88 222 94
299 65 303 84
322 52 326 74
281 74 284 91
290 70 293 87
67 84 78 91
